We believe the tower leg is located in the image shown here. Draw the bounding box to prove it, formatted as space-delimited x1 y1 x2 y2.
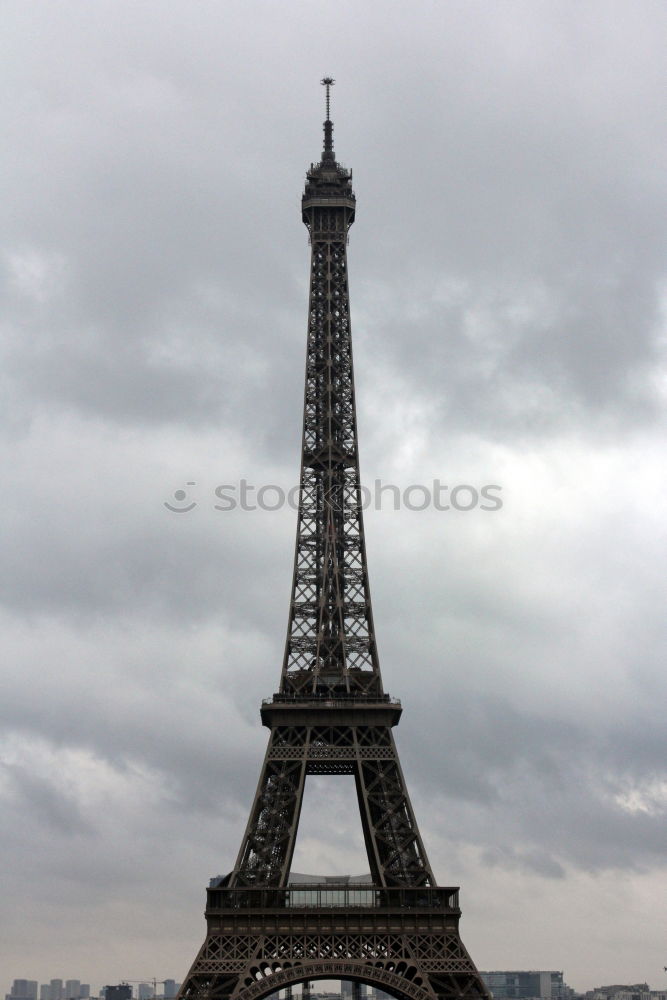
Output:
353 733 433 887
231 752 307 887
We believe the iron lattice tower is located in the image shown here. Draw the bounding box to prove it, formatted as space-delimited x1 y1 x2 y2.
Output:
178 80 490 1000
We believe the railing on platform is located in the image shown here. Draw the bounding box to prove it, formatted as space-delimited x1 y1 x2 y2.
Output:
207 885 459 911
263 694 402 706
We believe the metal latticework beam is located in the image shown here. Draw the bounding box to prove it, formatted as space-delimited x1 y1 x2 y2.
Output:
281 156 380 697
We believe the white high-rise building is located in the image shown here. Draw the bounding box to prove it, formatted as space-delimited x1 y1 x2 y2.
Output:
65 983 80 1000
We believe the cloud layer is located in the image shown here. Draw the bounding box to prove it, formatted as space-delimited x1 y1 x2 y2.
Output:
1 0 666 992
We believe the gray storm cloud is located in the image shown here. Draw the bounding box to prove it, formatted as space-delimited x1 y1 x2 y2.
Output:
1 0 666 991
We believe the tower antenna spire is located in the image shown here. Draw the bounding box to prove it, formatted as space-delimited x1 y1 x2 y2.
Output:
321 76 335 158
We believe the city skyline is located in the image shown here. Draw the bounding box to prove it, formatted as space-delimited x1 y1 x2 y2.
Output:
1 0 666 991
6 980 667 1000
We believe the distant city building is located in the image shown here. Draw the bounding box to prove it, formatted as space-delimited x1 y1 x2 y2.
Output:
137 986 154 1000
6 981 38 1000
272 989 376 1000
584 987 667 1000
273 989 377 1000
104 987 132 1000
349 984 375 999
34 984 89 1000
480 971 575 1000
340 984 370 1000
162 984 177 1000
586 988 649 998
341 985 361 1000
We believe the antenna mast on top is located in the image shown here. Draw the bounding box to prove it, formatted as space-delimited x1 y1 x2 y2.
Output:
320 77 335 157
321 76 335 118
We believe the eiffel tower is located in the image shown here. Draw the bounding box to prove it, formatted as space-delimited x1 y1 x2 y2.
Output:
177 79 490 1000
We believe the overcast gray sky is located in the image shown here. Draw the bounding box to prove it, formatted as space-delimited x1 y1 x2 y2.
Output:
1 0 666 993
